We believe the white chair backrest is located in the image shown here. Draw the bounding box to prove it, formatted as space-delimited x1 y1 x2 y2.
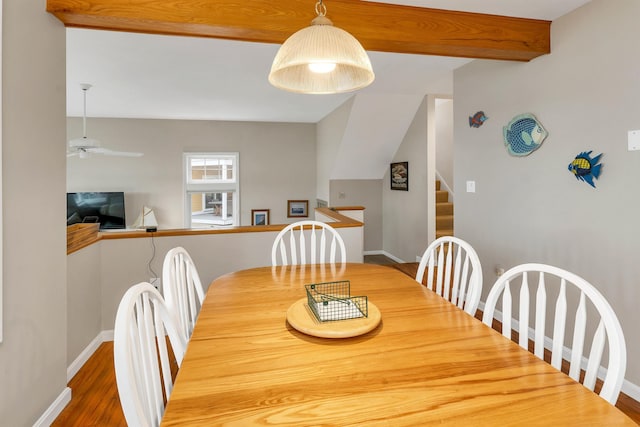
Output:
162 246 205 342
271 220 347 266
482 263 626 405
415 236 483 316
114 282 187 427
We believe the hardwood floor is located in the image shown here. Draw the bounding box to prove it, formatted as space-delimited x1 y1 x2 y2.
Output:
52 257 640 425
52 341 126 426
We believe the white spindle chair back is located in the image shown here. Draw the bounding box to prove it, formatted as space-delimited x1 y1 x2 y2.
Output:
482 263 626 405
415 236 483 316
162 247 205 342
271 220 346 266
114 282 187 427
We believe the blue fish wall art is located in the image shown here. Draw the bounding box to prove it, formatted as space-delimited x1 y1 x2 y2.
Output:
503 113 548 156
568 151 603 188
469 111 488 128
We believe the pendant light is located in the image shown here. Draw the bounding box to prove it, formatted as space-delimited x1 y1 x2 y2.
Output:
268 0 375 94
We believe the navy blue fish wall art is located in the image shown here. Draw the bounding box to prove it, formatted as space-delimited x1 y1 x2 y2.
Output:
568 151 603 188
469 111 488 128
503 113 548 156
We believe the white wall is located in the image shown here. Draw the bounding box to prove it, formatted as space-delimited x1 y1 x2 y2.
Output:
435 98 454 193
454 0 640 389
0 1 68 425
382 97 431 262
67 118 317 228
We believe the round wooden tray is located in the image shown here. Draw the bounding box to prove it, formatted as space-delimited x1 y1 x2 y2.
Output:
286 298 381 339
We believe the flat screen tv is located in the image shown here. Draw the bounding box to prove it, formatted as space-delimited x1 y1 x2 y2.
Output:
67 192 126 230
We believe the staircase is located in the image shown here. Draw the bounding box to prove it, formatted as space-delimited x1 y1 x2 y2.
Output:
435 180 454 238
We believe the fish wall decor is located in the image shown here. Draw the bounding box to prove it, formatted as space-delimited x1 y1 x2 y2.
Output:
469 111 488 128
503 113 548 156
568 151 603 188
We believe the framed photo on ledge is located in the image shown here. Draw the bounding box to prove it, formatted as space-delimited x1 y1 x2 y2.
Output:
251 209 270 226
287 200 309 218
390 161 409 191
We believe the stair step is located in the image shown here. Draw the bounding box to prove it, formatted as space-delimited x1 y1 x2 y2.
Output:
436 215 454 229
436 202 453 216
435 181 453 238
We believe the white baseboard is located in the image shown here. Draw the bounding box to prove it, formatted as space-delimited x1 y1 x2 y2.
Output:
33 387 71 427
478 301 640 401
41 330 115 425
362 250 383 256
623 378 640 402
381 251 404 263
67 330 114 381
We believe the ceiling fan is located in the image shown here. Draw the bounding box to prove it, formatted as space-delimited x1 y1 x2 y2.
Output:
67 84 143 159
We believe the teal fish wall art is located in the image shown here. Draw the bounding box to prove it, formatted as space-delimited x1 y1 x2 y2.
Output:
503 113 548 156
568 151 603 188
469 111 488 128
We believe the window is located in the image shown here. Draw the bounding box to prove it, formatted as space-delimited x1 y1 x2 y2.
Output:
184 153 239 228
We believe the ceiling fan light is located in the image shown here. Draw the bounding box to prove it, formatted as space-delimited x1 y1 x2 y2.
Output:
268 6 374 94
68 136 101 149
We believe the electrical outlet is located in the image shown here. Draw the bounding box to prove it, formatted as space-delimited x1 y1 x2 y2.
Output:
150 277 160 289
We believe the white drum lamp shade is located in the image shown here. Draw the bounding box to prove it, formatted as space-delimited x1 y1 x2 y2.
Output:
269 2 374 94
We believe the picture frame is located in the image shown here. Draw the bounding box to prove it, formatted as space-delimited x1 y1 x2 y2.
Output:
251 209 270 226
287 200 309 218
390 161 409 191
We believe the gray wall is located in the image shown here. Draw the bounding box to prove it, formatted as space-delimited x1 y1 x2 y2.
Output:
67 245 101 369
1 0 68 425
67 118 317 228
317 97 354 203
454 0 640 387
329 179 383 251
383 97 430 262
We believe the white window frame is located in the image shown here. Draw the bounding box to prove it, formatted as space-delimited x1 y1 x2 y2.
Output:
184 152 239 228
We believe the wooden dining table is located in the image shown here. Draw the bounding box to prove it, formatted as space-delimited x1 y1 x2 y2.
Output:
161 263 634 426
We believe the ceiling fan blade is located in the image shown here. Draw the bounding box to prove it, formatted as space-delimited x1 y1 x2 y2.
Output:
92 147 144 157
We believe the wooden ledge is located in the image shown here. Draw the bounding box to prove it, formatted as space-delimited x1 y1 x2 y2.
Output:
68 208 363 254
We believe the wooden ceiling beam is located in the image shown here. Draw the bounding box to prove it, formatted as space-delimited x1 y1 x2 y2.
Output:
46 0 550 61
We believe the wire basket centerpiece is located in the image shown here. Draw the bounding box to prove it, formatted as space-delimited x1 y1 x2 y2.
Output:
305 281 368 322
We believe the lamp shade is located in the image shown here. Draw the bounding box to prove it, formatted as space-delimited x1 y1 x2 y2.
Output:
269 15 374 94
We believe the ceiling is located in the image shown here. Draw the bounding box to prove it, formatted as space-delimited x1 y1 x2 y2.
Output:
66 0 591 124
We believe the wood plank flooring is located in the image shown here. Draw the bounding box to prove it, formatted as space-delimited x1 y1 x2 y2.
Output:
52 341 126 426
52 257 640 425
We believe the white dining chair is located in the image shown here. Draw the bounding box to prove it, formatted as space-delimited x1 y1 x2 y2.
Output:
482 263 626 405
415 236 483 316
162 246 205 342
271 220 346 266
114 282 187 427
